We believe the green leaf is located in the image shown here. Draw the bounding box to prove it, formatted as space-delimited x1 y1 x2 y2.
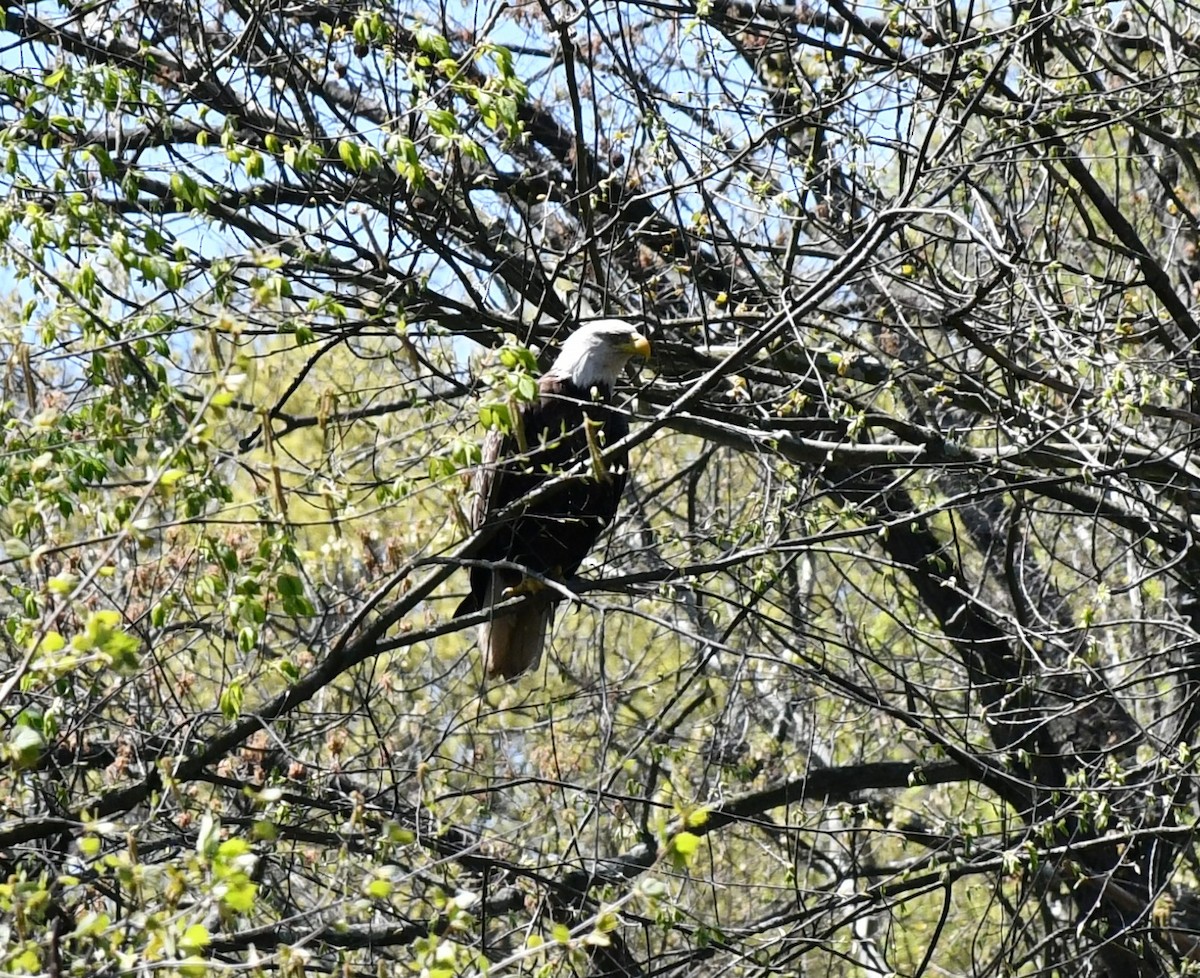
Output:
73 611 140 673
282 593 315 617
72 910 109 936
427 109 457 136
9 948 40 972
388 824 416 844
275 658 300 682
5 725 45 770
37 632 65 654
337 139 361 171
219 877 256 913
179 956 208 977
415 25 452 59
217 837 251 860
479 401 511 432
219 677 245 721
669 831 702 868
179 924 210 952
460 138 486 163
277 573 303 598
170 171 200 207
516 374 539 402
365 878 393 899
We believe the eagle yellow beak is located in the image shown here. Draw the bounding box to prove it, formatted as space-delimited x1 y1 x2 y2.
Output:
630 333 651 358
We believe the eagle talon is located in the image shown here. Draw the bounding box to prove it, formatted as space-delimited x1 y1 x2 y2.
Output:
501 578 543 600
501 568 563 600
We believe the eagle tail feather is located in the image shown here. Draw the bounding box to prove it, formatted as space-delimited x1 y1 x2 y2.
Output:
481 573 552 680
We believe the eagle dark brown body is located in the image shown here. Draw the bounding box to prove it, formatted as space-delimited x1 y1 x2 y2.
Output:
453 321 649 679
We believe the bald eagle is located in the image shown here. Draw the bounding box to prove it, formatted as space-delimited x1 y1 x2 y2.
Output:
454 320 651 679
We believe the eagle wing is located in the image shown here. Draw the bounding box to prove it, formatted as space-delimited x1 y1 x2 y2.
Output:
468 426 505 534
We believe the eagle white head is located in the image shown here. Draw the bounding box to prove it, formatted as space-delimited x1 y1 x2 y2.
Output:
549 319 651 391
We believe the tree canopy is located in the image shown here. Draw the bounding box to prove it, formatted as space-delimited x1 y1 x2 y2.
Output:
4 0 1200 974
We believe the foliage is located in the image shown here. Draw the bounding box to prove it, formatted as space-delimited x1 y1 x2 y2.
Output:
2 0 1200 976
